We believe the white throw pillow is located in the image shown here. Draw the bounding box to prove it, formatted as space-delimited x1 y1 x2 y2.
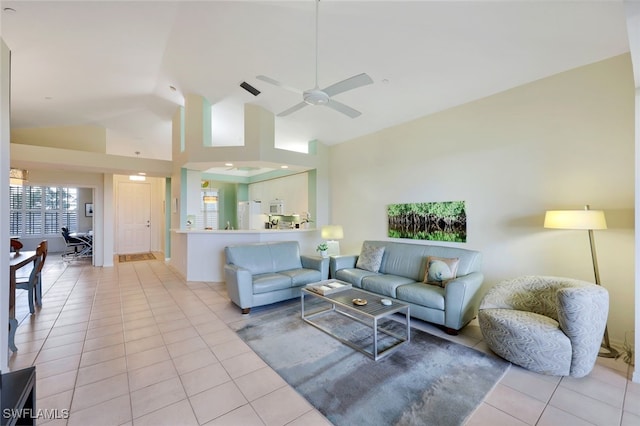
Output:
356 244 385 272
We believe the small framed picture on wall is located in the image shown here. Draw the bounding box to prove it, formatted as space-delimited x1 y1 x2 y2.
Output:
85 203 94 217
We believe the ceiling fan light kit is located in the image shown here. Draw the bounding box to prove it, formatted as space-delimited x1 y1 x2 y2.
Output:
303 90 329 105
256 0 373 118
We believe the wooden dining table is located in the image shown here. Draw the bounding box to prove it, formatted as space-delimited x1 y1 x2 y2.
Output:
9 250 37 352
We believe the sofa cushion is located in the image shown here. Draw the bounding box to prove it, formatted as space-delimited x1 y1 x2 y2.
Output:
252 273 292 294
279 268 323 287
361 274 415 298
270 242 303 272
356 243 385 272
424 256 459 287
225 243 275 275
335 268 379 287
396 282 445 310
479 308 572 376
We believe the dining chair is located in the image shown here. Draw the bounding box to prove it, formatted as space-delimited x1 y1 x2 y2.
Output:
15 241 46 314
34 240 47 305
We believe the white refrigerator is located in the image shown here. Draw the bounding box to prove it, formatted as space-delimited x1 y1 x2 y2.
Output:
237 201 264 230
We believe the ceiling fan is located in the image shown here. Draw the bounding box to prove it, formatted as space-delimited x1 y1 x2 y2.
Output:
257 0 373 118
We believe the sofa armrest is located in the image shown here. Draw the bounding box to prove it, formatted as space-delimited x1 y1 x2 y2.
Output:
329 255 358 278
444 271 485 330
301 255 330 280
224 264 254 309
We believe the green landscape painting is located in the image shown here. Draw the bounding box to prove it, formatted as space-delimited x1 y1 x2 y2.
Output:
387 201 467 242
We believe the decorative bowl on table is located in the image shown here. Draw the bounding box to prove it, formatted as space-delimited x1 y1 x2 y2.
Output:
352 298 367 306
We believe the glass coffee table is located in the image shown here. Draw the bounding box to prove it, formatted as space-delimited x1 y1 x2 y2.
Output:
301 282 410 360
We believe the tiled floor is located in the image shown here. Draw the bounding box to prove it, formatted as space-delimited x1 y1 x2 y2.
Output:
7 253 639 425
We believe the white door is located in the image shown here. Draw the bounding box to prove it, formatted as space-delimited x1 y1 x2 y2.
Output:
118 181 151 254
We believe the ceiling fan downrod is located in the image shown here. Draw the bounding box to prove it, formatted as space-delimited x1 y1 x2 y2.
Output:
314 0 319 89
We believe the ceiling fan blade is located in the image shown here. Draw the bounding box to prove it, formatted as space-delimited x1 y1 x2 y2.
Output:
325 99 362 118
277 102 308 117
322 73 374 97
256 75 303 94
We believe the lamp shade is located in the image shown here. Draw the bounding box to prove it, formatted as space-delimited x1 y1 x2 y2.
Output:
544 210 607 230
9 168 28 186
321 225 344 240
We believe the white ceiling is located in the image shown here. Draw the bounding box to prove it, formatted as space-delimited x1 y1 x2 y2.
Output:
0 0 631 164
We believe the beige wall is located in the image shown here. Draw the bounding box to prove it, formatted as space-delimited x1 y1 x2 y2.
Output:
12 125 107 153
329 54 635 345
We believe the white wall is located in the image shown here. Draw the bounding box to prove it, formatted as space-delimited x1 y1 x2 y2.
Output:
248 173 309 216
77 187 94 233
624 0 640 383
329 54 635 346
1 39 11 371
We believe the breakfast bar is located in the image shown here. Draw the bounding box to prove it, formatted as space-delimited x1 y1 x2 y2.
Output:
170 228 320 282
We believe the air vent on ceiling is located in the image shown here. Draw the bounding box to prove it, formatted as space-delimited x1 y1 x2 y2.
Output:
240 81 260 96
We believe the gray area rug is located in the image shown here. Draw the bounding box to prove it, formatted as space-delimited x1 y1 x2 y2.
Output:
231 300 510 426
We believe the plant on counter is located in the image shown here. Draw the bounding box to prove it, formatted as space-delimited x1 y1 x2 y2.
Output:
300 212 313 224
316 242 328 252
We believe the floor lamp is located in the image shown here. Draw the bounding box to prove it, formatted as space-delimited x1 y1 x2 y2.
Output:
544 205 619 358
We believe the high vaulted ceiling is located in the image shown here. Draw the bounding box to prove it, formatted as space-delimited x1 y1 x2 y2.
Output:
1 0 631 163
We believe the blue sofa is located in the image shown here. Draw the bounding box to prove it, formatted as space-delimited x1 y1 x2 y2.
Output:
224 241 329 313
330 240 484 333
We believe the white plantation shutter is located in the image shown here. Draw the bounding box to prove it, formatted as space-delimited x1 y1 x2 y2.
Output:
9 185 78 237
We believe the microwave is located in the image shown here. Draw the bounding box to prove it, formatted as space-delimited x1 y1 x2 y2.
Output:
269 200 284 215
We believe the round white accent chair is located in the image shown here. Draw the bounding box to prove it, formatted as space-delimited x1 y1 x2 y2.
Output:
478 275 609 378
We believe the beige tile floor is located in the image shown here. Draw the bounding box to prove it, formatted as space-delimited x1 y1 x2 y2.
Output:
6 253 639 426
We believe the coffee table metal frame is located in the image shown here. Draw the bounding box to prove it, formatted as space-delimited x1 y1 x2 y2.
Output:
301 286 410 360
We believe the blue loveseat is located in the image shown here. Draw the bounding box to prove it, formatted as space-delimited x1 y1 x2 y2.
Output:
224 241 329 313
330 240 484 333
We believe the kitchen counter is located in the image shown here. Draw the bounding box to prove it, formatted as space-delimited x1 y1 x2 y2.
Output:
170 228 321 282
174 228 316 233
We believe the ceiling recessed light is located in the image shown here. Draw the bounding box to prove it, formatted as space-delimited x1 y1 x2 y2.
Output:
3 7 17 14
225 163 233 167
169 85 177 92
280 165 289 169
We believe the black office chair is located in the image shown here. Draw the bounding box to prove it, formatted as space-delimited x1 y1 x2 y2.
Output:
61 227 87 261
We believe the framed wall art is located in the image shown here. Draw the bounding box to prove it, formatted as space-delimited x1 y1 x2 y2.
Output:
85 203 94 217
387 201 466 242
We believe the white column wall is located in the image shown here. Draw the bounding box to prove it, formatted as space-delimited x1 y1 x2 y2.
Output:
1 39 11 371
624 1 640 383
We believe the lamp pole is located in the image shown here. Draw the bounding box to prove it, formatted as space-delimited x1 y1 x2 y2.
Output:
584 205 619 358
